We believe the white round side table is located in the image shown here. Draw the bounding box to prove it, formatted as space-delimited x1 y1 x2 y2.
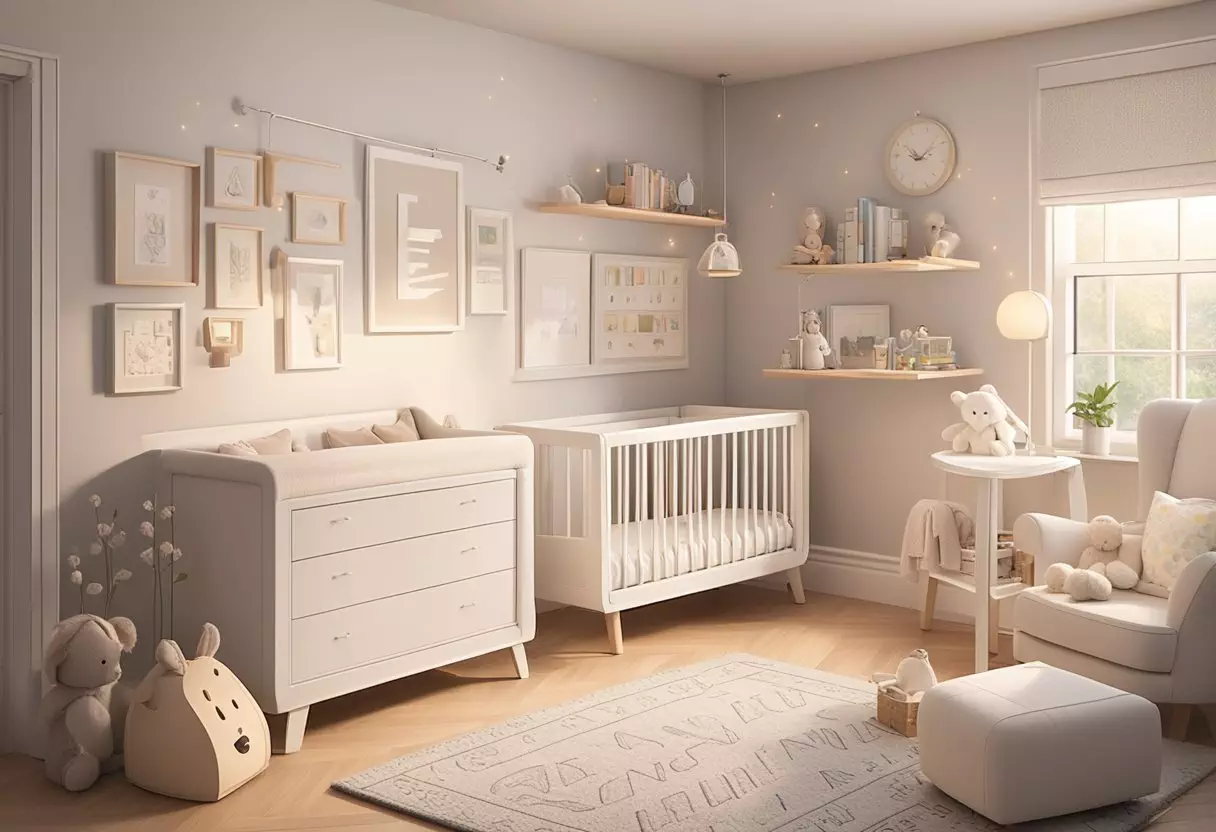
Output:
928 452 1087 673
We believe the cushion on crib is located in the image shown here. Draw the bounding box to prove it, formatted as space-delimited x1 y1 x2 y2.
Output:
610 509 794 589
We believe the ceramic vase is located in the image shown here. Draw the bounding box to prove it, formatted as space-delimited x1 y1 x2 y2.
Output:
1081 422 1111 456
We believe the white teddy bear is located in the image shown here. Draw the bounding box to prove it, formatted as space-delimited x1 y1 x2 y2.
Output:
1044 515 1141 602
941 384 1015 457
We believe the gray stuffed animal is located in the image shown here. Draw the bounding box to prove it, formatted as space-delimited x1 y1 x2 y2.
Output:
39 614 137 791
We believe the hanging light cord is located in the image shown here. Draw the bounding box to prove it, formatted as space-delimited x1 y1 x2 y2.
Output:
718 73 729 223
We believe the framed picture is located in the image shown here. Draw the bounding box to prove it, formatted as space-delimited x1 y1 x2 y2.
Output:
591 253 688 373
283 256 343 371
291 193 347 245
207 148 261 210
105 152 200 286
107 303 184 394
202 316 244 367
211 223 263 309
365 145 464 333
467 207 512 316
827 304 891 368
517 248 591 379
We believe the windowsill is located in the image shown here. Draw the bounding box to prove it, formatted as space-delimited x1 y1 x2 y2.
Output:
1053 448 1139 464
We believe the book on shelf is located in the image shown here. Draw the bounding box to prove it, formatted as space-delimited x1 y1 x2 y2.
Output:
622 162 669 211
835 223 845 265
843 207 859 264
874 206 890 264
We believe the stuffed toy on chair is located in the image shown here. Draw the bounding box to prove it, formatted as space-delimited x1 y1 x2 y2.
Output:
39 614 137 791
125 623 269 802
941 384 1015 456
1044 515 1142 602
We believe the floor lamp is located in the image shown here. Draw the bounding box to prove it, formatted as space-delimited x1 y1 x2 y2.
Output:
997 290 1052 456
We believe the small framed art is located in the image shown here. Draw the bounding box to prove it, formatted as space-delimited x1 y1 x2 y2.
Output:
517 248 592 380
207 148 262 210
211 223 264 309
467 207 512 315
291 193 347 245
203 316 244 368
107 303 184 395
283 256 343 371
106 152 201 286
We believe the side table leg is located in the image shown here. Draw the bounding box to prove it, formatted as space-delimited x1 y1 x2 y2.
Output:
1067 466 1088 522
973 479 998 674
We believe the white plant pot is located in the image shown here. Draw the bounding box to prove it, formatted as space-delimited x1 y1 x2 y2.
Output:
1081 423 1111 456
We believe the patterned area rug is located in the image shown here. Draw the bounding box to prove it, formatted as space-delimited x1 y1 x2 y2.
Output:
334 654 1216 831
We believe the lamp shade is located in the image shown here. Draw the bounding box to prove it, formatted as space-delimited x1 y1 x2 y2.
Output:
996 290 1051 341
697 233 742 278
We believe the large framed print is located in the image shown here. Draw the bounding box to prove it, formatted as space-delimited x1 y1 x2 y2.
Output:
107 303 185 394
283 257 343 371
106 152 201 286
365 145 464 333
592 254 688 373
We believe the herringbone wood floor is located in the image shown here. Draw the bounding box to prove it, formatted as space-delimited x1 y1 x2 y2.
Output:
2 586 1212 830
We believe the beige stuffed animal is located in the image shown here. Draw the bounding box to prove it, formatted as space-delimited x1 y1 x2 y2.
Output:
1044 515 1141 602
125 623 269 802
941 385 1016 456
39 614 137 791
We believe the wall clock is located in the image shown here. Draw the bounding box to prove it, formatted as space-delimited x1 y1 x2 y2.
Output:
884 116 956 196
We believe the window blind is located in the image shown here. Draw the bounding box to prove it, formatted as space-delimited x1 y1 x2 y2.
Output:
1037 38 1216 205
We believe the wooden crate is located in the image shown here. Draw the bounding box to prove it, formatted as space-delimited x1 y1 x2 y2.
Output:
876 688 919 737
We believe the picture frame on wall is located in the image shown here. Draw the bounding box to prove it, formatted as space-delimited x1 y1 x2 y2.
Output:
365 145 464 333
105 152 201 286
283 256 343 371
207 147 262 210
211 223 264 309
291 193 347 245
467 207 512 316
827 304 891 369
517 248 592 380
591 253 688 373
107 302 184 395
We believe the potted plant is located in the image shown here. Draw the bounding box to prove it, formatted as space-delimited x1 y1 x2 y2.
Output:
1066 381 1118 456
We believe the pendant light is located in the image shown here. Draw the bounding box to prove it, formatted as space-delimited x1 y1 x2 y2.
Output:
698 73 742 278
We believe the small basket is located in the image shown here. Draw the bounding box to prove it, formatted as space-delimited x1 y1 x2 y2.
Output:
876 688 919 737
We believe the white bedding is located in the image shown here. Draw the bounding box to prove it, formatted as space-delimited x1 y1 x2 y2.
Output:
610 508 794 589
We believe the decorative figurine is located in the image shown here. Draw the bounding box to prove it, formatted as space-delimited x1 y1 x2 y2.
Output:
676 174 696 214
923 210 961 258
791 207 835 265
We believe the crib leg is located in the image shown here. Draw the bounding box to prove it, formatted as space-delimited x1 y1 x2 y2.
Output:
786 568 806 605
605 611 624 655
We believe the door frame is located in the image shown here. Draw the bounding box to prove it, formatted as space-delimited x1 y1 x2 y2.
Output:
0 43 59 757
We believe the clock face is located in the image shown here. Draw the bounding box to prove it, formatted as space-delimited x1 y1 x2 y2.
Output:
885 117 956 196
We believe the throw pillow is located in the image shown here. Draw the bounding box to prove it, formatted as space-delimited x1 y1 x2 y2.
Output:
372 411 421 444
217 428 294 456
324 426 385 449
1139 490 1216 594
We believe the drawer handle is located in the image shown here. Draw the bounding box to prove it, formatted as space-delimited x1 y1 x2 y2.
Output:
460 546 479 555
460 602 477 610
333 632 352 641
459 498 478 506
331 571 353 580
330 516 352 525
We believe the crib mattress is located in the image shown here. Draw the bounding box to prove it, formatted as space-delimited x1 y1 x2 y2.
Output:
609 508 794 590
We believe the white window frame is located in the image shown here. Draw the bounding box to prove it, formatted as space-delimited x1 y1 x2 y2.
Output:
1048 202 1216 455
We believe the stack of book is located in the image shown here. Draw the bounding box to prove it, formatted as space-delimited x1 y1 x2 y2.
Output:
835 199 910 264
608 162 669 211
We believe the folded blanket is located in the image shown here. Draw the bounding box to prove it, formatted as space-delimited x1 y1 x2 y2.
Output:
901 499 974 580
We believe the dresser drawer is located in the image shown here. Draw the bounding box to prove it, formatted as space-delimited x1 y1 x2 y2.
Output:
291 521 516 619
291 478 515 560
291 569 517 683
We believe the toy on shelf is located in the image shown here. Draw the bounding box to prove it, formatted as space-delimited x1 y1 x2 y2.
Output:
923 210 962 258
791 207 835 265
798 309 832 370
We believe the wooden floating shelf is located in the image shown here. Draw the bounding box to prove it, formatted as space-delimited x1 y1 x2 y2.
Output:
763 367 985 381
777 257 981 275
537 202 727 228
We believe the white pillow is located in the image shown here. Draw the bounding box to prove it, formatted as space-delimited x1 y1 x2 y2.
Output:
1139 491 1216 594
217 428 294 456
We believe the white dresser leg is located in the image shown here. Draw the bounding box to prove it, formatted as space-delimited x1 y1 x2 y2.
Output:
605 611 624 655
786 567 806 605
510 644 530 679
273 706 309 755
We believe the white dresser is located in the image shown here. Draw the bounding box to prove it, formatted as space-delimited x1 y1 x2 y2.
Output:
148 409 535 753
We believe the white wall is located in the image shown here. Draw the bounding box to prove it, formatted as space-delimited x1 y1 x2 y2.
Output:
721 2 1216 609
0 0 724 641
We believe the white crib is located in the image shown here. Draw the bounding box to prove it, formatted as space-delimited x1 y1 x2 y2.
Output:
499 406 809 653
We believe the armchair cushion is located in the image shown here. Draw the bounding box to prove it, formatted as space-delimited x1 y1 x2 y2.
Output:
1140 491 1216 593
1015 588 1175 673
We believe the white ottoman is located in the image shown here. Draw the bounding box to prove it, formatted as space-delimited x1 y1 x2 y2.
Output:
918 663 1161 825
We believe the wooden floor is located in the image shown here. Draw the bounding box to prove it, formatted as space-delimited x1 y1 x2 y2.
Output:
2 586 1212 830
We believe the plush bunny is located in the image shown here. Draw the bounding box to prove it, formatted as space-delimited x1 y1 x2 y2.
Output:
941 384 1015 456
125 623 269 802
1044 515 1142 602
799 309 832 370
39 614 137 791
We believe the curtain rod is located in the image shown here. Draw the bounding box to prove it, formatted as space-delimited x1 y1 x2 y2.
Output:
233 98 507 172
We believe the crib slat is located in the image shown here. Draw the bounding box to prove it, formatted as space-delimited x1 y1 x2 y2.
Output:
783 426 791 523
762 429 770 553
564 447 572 538
696 436 704 565
660 441 668 575
734 432 741 563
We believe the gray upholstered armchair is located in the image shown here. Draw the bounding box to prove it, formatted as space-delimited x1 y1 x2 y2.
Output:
1013 398 1216 739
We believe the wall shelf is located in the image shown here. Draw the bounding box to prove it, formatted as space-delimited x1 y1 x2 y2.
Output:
536 202 727 228
777 257 981 275
763 367 984 381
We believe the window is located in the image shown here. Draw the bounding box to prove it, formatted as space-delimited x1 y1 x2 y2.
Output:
1050 195 1216 448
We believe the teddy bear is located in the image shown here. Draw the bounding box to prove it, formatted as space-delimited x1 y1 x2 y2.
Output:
941 384 1015 456
38 614 137 791
799 309 833 370
791 207 835 265
1043 515 1142 602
